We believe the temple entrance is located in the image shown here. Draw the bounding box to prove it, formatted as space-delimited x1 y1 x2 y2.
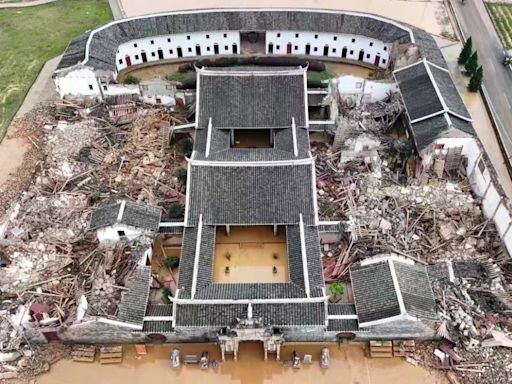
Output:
240 31 266 54
217 306 284 362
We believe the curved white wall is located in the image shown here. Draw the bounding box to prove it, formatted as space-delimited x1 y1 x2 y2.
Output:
266 31 390 67
116 31 240 71
114 30 390 73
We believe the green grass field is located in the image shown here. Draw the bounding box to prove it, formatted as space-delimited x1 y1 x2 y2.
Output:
487 2 512 49
0 0 112 141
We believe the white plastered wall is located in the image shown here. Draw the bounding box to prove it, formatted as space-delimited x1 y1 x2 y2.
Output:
116 31 240 71
96 224 143 243
54 67 101 98
265 31 391 68
422 136 512 257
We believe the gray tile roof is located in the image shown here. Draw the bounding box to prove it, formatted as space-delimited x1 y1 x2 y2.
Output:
117 265 152 326
427 63 470 119
89 201 162 231
177 225 323 300
142 320 174 333
393 261 437 320
394 62 444 121
197 68 307 129
327 319 359 332
411 28 447 68
394 60 474 150
175 302 325 328
350 261 401 324
350 258 437 325
192 125 311 161
145 304 173 316
328 303 356 316
186 163 316 226
56 32 92 70
318 222 344 232
89 202 121 230
410 114 474 150
57 10 414 72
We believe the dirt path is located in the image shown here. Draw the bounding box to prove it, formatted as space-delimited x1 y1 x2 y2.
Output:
34 343 448 384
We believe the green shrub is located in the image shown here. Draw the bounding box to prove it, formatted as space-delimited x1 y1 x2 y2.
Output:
179 138 193 157
168 202 185 219
175 168 187 186
165 256 180 269
329 282 345 298
162 287 172 303
124 74 140 84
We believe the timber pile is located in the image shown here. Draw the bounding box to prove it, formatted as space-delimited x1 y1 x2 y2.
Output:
99 346 123 364
0 102 192 378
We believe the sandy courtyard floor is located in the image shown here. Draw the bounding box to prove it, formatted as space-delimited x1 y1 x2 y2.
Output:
33 343 449 384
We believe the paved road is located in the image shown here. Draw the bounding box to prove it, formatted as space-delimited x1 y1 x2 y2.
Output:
451 0 512 162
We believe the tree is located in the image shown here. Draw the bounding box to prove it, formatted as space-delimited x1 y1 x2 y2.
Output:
329 282 345 299
458 37 473 65
468 65 483 92
124 74 140 84
179 138 193 157
168 202 184 219
175 168 187 186
165 256 180 269
465 51 478 75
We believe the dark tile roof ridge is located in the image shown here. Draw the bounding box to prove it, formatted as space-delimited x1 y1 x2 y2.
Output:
198 66 306 76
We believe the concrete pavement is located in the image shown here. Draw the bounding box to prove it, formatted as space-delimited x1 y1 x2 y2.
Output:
451 0 512 166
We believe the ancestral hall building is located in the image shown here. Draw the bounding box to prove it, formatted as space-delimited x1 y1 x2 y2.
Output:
39 8 487 354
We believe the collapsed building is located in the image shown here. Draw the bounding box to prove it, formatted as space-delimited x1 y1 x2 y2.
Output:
3 8 512 380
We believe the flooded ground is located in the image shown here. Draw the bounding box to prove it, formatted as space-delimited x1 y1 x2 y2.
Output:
118 0 450 36
214 226 288 283
32 342 448 384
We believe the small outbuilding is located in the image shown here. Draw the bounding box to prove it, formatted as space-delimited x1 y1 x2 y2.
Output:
89 200 162 243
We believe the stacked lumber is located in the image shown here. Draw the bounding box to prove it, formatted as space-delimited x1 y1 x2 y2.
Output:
369 341 393 358
72 345 95 362
99 346 123 364
392 340 415 357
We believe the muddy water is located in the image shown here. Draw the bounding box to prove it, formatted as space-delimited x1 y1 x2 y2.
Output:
119 0 447 36
35 342 448 384
0 137 29 185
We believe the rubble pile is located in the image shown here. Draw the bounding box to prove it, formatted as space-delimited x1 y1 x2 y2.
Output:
0 101 192 377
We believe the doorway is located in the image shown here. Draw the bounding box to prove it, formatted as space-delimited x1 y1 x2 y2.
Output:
287 43 292 54
232 43 238 54
195 45 201 56
374 55 380 66
125 55 132 67
141 51 147 63
268 43 273 54
358 50 365 61
342 47 347 58
214 44 219 55
157 49 164 60
323 45 329 56
177 47 183 58
305 44 311 55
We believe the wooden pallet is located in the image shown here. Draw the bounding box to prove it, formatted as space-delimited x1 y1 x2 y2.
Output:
72 345 95 362
392 340 415 357
99 346 123 364
369 341 393 358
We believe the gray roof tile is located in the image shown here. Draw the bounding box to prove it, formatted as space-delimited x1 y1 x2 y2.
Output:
89 201 162 231
58 10 414 72
197 68 307 129
186 163 316 226
117 265 152 326
350 261 401 324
